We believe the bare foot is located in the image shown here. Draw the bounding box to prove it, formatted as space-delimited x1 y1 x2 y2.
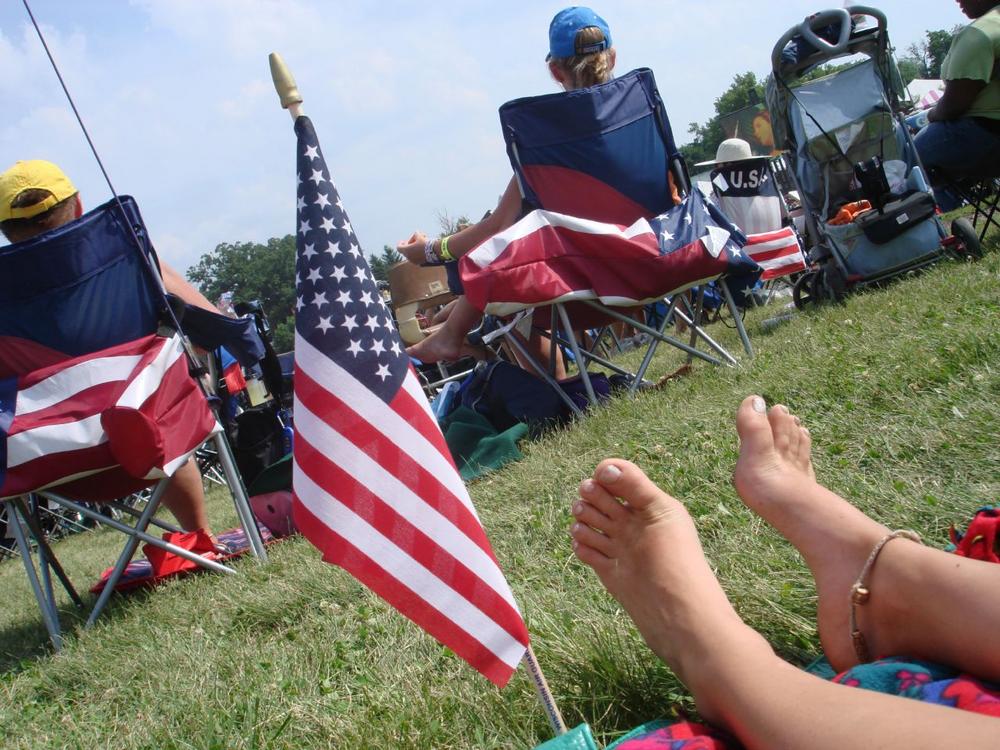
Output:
405 328 484 364
732 395 904 670
571 459 771 723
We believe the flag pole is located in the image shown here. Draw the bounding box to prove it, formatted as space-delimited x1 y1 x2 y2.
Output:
269 49 570 741
523 644 568 735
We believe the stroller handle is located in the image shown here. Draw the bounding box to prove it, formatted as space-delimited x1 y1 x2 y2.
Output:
771 5 887 77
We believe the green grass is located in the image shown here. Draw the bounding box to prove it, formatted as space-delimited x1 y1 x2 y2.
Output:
1 246 998 749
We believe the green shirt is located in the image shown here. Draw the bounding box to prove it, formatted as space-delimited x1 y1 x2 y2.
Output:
942 8 1000 120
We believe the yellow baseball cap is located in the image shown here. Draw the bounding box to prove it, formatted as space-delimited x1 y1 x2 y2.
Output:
0 160 78 221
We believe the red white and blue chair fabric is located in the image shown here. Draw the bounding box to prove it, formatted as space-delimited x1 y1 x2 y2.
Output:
0 196 267 648
459 68 758 411
709 157 807 281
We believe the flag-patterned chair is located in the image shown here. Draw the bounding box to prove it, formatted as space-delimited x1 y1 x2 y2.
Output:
458 68 759 414
708 156 807 297
0 195 267 649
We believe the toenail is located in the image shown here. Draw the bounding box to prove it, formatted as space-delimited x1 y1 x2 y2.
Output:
752 396 766 413
793 416 801 425
571 539 578 550
599 464 622 483
571 523 582 534
573 501 585 515
580 479 597 496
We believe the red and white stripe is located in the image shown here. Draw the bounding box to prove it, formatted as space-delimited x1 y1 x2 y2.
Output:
743 226 807 280
460 209 726 315
292 334 530 686
1 333 219 499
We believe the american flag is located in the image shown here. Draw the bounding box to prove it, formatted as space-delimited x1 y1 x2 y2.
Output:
460 188 759 316
743 226 807 280
0 332 219 500
289 116 529 686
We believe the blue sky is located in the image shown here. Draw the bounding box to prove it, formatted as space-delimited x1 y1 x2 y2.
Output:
1 1 967 278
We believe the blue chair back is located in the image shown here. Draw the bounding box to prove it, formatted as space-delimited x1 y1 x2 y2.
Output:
499 68 686 223
0 196 165 377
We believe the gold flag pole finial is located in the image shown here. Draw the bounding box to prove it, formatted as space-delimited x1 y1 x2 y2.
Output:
269 52 303 119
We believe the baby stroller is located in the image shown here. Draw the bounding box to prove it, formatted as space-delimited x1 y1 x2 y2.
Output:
766 6 979 307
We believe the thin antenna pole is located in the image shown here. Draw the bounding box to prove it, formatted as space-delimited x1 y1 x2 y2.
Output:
23 0 122 207
22 0 206 364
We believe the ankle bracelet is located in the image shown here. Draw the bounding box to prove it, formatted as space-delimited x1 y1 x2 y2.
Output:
849 529 922 663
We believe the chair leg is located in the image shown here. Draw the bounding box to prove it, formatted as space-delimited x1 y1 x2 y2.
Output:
8 503 62 650
19 497 84 608
213 432 268 563
503 332 585 418
555 304 599 407
720 279 754 358
583 301 728 367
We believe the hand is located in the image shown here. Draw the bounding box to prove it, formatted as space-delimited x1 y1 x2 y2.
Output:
397 231 429 265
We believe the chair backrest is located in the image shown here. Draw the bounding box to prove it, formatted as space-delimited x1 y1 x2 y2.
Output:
499 68 685 224
0 196 165 378
709 157 785 234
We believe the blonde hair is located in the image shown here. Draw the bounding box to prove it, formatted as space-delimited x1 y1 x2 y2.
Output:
550 27 614 90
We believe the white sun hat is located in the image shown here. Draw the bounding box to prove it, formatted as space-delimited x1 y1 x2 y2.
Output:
694 138 761 168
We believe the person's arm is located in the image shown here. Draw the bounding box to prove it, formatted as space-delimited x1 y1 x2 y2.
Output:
927 78 987 122
397 177 522 264
928 25 991 123
159 260 220 313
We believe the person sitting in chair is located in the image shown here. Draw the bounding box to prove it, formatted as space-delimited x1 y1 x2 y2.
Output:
0 159 224 546
395 6 618 375
914 0 1000 204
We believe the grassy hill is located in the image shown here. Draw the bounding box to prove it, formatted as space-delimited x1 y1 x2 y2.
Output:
1 246 998 749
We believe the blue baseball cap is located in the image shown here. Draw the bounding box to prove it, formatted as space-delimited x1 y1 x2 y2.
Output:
547 7 612 60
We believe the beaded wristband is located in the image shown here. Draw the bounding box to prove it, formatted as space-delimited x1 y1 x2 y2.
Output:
423 238 437 265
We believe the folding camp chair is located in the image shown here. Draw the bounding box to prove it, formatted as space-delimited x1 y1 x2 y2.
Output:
0 195 267 649
709 155 807 299
935 172 1000 245
461 68 755 415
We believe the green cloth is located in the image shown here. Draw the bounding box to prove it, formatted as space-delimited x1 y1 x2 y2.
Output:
246 452 292 495
441 406 529 481
942 8 1000 119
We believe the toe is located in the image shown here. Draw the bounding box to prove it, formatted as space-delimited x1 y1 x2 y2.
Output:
798 426 814 474
768 405 796 455
570 521 614 557
579 478 627 521
572 500 614 534
736 395 775 454
592 459 666 512
572 536 613 572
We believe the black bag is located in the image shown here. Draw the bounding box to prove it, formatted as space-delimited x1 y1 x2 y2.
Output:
230 405 288 487
458 360 611 431
855 191 936 244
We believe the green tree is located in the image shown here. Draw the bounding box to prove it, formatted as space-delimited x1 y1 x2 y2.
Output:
186 235 296 352
900 27 959 81
367 245 404 283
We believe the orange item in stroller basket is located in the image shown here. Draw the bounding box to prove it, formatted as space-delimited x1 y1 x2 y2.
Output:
829 200 872 225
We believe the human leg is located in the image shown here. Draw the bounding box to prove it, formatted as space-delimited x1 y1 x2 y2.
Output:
406 295 484 363
159 459 211 532
733 395 1000 679
571 458 1000 748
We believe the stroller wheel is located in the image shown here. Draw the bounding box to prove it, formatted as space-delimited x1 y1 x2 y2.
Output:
950 218 983 260
792 270 821 309
823 260 848 302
